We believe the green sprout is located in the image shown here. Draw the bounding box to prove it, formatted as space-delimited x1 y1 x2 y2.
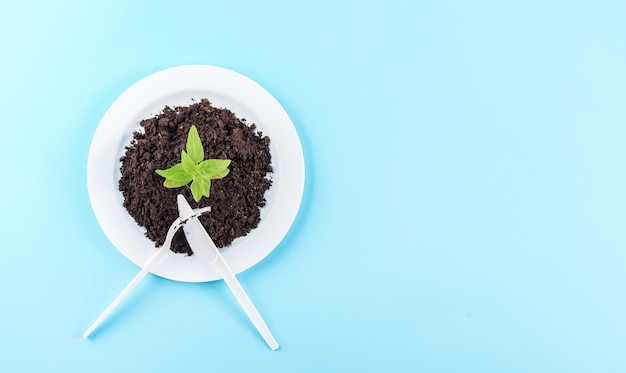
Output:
156 125 231 202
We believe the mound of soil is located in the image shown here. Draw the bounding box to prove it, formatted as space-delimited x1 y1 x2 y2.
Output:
119 99 273 255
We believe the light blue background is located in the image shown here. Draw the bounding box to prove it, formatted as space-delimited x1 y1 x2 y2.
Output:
2 1 625 372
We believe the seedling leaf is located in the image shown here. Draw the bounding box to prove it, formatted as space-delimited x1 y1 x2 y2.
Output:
198 159 231 177
156 164 192 183
164 178 191 188
181 150 195 174
190 177 210 202
211 167 230 179
186 125 204 164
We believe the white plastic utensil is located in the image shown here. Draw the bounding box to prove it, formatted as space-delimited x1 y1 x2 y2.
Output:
83 203 210 339
177 195 279 350
82 216 184 339
83 195 278 350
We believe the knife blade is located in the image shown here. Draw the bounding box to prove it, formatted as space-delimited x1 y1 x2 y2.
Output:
177 195 279 350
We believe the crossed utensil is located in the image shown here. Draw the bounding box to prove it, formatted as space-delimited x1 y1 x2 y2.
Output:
83 194 279 350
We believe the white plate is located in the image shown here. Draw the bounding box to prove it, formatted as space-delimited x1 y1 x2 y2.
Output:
87 65 305 282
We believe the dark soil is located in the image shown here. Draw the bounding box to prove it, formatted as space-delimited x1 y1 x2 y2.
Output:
119 99 273 255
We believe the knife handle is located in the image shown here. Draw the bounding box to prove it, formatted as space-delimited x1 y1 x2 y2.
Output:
213 256 279 350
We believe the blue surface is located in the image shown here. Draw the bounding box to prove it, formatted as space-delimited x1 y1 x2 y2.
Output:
2 1 626 371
